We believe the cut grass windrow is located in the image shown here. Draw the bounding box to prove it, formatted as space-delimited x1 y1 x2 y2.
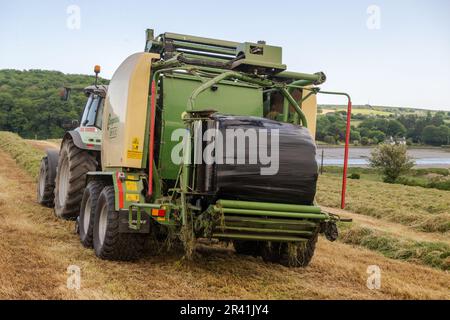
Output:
0 131 44 179
317 174 450 233
339 225 450 271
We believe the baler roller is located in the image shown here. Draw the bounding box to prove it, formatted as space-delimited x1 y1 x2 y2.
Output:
212 233 308 243
216 200 323 214
211 200 325 243
214 207 328 220
215 226 313 236
224 215 317 228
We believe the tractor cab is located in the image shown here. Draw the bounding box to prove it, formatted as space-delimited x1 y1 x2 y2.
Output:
74 84 108 150
59 66 108 152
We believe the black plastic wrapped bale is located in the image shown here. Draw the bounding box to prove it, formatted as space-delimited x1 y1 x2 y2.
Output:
201 115 318 205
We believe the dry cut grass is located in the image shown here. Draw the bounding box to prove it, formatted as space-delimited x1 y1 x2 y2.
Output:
339 225 450 271
0 131 44 179
317 174 450 234
0 132 449 299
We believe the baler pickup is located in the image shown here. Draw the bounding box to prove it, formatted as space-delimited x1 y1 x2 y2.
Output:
212 200 328 243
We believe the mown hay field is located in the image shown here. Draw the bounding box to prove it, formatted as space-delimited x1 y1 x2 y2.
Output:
0 131 449 299
317 174 450 234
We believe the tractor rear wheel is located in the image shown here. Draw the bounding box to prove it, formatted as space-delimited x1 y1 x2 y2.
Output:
233 240 260 257
54 139 97 220
93 186 145 261
79 180 105 248
37 157 55 207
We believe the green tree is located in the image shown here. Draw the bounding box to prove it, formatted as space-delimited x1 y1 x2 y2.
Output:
350 130 361 143
369 144 415 183
368 130 386 143
422 125 449 146
361 137 369 145
0 69 108 139
324 135 336 145
387 120 406 137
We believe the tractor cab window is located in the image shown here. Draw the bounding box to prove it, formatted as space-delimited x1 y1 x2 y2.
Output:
81 94 102 128
95 98 104 129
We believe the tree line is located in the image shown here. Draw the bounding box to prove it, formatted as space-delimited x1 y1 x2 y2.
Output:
1 69 449 146
0 69 107 139
316 110 450 146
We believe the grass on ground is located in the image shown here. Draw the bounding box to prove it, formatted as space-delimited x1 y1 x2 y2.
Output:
339 224 450 271
0 132 44 179
317 174 450 233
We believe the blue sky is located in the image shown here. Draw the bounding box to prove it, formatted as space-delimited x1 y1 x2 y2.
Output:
1 0 449 110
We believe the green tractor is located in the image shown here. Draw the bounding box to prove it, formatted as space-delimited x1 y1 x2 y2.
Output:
38 29 351 267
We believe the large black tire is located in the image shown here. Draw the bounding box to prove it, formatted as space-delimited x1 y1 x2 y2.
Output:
93 186 145 261
233 240 260 257
37 157 55 207
54 139 97 220
79 180 105 248
260 233 319 268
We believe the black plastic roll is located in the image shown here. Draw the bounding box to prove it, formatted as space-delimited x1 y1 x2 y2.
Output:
207 115 318 205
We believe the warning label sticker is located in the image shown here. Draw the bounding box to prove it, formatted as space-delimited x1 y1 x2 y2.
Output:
125 181 138 191
127 137 142 159
132 137 139 151
126 194 140 202
127 150 143 160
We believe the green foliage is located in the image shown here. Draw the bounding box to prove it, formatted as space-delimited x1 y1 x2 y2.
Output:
348 173 360 179
323 135 336 145
422 125 450 146
398 173 450 191
369 144 415 183
315 113 346 142
350 130 360 143
428 179 450 191
411 168 449 176
361 136 369 145
0 69 108 139
398 113 449 144
316 108 450 146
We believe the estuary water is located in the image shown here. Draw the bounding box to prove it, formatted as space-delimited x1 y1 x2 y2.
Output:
316 146 450 168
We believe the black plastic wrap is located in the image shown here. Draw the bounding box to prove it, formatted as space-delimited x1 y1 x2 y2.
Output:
203 115 318 205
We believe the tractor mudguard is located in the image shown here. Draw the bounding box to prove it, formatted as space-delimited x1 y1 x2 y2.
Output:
45 149 59 184
64 131 101 151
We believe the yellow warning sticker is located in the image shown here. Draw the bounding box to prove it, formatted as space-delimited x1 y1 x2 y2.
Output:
132 137 140 151
127 137 142 159
125 181 138 191
126 194 140 202
127 150 143 160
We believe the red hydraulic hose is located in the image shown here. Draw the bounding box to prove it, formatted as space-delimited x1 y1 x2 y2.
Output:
147 80 156 197
341 99 352 209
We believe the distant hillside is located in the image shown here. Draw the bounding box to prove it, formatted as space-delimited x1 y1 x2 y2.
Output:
319 104 450 116
317 104 450 146
0 69 108 139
